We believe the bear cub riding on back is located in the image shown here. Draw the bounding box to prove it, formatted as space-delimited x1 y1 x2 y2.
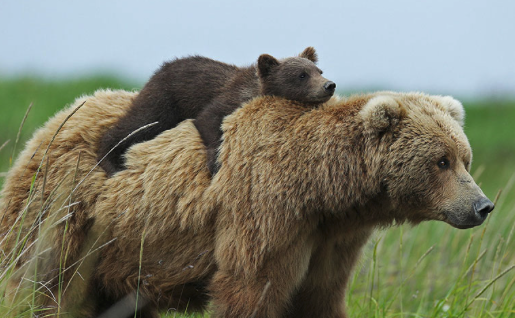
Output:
97 47 336 175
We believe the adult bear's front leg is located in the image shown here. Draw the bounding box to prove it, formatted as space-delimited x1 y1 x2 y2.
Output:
285 227 373 318
209 236 314 318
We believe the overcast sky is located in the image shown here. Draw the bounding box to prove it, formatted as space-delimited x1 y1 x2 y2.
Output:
1 0 514 98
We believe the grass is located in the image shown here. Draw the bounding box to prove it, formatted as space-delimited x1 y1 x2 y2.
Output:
0 76 514 317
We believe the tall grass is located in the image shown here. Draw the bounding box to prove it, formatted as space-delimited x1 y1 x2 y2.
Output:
1 77 514 317
346 188 515 317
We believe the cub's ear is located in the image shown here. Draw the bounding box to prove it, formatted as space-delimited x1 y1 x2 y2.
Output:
257 54 280 78
299 46 318 63
435 96 465 127
360 95 404 134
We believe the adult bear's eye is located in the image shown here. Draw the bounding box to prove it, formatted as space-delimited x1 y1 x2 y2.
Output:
299 72 308 79
437 157 450 169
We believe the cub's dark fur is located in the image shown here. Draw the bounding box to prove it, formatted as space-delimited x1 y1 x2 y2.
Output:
97 47 335 175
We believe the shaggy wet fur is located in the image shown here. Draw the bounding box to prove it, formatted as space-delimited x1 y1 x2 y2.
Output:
0 90 492 317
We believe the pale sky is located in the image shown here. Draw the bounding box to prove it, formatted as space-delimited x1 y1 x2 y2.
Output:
1 0 514 98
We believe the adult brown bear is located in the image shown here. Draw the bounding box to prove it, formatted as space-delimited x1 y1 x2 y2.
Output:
0 90 493 317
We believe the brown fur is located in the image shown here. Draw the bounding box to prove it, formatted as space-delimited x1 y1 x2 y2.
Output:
0 90 493 317
97 47 335 176
0 90 136 317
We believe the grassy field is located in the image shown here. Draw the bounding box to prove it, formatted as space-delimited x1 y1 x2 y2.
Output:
0 77 514 317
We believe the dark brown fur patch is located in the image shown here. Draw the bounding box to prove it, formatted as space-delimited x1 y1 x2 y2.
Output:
97 48 334 176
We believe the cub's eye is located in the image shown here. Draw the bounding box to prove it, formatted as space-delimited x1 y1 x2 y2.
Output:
299 72 308 79
437 157 450 169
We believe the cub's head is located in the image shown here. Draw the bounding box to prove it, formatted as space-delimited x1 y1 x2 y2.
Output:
360 93 494 229
257 47 336 104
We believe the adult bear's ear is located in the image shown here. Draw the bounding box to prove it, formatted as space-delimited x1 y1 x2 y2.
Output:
257 54 280 78
360 95 405 134
299 47 318 63
435 95 465 127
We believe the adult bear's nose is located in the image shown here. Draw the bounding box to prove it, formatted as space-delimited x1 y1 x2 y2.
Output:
324 81 336 91
474 197 495 219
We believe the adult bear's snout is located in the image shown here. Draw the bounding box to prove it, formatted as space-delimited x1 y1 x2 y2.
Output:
443 194 494 229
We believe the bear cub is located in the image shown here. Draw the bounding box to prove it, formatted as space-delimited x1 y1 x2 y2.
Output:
97 47 336 175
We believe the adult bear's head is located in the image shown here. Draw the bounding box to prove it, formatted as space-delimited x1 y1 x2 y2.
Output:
359 93 494 229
